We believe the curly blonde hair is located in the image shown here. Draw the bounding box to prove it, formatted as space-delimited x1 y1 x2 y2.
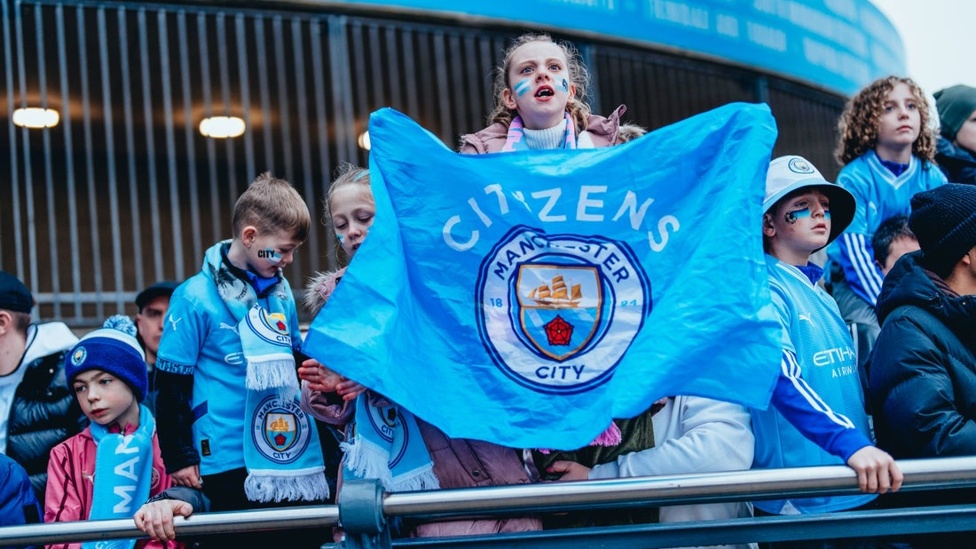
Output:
487 33 592 132
835 75 937 166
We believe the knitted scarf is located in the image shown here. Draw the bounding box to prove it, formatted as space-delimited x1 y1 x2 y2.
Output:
86 405 155 549
501 112 595 151
342 391 439 492
207 241 329 503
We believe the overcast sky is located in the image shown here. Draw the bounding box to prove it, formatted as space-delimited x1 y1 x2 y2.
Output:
871 0 976 96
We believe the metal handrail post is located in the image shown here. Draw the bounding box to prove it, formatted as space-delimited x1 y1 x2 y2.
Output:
340 479 393 549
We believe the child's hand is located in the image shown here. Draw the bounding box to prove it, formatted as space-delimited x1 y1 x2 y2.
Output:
298 358 343 393
846 446 903 494
171 465 203 489
336 379 367 401
134 500 195 541
545 460 591 482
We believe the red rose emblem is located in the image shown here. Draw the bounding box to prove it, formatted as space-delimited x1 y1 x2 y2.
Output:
274 433 286 446
544 315 574 346
276 320 286 331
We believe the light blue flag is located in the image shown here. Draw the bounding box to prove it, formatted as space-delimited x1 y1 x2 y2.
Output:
304 103 782 450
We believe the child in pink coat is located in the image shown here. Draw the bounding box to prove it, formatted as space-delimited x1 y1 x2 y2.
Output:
45 316 178 549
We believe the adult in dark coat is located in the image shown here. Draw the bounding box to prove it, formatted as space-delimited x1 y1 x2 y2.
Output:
933 85 976 184
0 271 85 507
869 184 976 545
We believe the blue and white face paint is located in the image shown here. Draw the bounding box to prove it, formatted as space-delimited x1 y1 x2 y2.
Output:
560 78 569 93
258 248 283 265
513 79 532 97
784 207 830 224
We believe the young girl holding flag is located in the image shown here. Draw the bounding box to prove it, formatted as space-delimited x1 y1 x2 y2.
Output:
459 33 660 528
459 33 628 153
299 164 541 539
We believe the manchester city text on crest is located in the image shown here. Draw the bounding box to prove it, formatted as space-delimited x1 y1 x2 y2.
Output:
476 226 651 394
251 395 313 464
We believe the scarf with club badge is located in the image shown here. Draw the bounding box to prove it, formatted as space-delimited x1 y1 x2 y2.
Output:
206 241 329 503
342 391 439 492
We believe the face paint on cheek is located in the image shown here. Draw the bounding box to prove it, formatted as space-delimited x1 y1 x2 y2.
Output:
337 234 344 243
513 79 531 97
784 207 812 224
257 248 282 265
560 78 569 92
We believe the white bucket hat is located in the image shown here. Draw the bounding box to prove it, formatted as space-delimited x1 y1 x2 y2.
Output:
764 155 856 249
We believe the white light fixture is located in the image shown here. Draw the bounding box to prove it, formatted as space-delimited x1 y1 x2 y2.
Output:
12 107 60 129
358 130 371 151
199 116 245 138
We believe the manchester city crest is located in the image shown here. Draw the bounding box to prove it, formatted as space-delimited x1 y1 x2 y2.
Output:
361 393 410 467
251 395 312 464
71 346 87 366
476 226 651 394
787 156 815 174
244 304 292 347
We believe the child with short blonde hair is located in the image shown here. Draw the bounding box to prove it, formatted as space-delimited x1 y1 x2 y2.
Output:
153 172 328 548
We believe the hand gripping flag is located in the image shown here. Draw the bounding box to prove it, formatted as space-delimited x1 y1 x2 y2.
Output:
304 103 782 450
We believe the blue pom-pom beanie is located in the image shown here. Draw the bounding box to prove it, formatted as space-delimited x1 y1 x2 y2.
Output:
66 315 148 402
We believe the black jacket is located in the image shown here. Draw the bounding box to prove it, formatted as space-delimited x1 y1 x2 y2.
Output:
869 251 976 459
868 251 976 536
935 137 976 185
4 323 86 507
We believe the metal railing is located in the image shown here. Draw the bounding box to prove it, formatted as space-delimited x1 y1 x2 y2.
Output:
3 457 976 548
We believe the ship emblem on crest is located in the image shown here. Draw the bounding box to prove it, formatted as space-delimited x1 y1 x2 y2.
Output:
517 265 602 361
476 226 651 394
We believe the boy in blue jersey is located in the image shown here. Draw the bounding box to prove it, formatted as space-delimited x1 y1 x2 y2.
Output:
755 157 902 542
154 172 330 548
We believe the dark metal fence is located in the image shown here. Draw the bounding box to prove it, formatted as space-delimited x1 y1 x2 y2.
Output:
0 0 848 326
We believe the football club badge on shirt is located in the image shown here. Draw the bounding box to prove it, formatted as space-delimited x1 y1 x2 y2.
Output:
476 226 651 394
252 395 313 464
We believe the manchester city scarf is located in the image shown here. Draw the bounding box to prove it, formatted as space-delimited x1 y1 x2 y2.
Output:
86 405 155 549
241 306 329 502
342 392 439 492
207 241 329 503
501 112 594 152
240 303 300 393
244 387 330 502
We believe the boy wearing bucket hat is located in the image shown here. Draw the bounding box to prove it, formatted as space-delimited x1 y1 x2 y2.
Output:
44 315 177 548
752 157 901 530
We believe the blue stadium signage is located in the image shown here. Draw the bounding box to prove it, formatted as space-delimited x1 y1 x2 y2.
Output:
325 0 904 96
